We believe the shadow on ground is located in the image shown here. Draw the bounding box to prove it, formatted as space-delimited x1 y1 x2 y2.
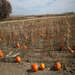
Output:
0 57 16 63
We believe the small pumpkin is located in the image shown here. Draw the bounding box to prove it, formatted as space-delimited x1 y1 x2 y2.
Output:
16 42 20 48
56 61 62 71
40 63 45 70
70 50 74 54
31 64 38 72
16 56 21 63
0 50 3 57
24 45 28 50
40 33 44 38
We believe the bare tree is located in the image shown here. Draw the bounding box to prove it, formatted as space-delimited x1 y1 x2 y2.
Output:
0 0 12 19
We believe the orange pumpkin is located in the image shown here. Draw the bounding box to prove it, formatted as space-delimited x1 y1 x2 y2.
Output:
40 63 45 70
24 45 28 50
17 42 20 48
70 50 74 54
16 56 21 63
0 50 3 57
40 33 44 38
31 64 38 72
56 62 62 71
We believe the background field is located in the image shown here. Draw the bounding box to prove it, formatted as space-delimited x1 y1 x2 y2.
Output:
0 13 75 75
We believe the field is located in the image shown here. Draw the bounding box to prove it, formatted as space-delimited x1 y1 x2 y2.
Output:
0 14 75 75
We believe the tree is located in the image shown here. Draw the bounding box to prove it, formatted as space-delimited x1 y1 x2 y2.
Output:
0 0 12 19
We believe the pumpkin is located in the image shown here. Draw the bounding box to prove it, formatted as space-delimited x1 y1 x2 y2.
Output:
40 33 44 38
24 45 28 50
17 42 20 48
16 56 21 63
0 50 3 57
31 64 38 72
56 62 62 71
40 63 45 70
70 50 74 54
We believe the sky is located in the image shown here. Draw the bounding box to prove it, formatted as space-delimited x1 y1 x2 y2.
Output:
9 0 75 15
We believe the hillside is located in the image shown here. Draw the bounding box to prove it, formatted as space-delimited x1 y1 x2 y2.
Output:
0 14 75 75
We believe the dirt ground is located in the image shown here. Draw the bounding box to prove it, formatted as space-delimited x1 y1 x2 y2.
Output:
0 62 75 75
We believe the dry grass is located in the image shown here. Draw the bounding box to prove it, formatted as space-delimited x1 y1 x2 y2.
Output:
0 14 75 68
